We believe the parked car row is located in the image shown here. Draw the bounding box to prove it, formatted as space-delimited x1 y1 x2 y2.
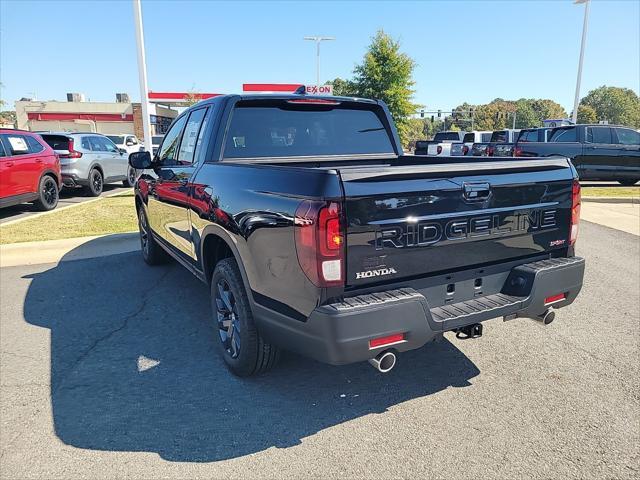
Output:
0 129 143 211
416 124 640 185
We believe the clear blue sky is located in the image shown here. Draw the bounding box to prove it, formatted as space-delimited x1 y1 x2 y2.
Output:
1 0 638 113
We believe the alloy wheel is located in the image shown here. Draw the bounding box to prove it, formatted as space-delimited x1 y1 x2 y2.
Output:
42 178 58 207
216 279 241 358
138 210 149 256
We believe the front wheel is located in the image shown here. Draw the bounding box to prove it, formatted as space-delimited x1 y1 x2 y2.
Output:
618 179 638 186
211 258 279 376
138 207 168 265
33 175 59 211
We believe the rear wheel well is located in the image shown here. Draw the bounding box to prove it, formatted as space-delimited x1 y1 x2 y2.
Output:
90 164 104 178
42 171 59 186
202 234 233 283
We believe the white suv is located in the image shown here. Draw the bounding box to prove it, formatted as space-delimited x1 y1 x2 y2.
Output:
106 134 144 155
41 133 137 196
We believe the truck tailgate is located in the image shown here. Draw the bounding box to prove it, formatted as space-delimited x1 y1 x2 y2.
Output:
340 158 575 287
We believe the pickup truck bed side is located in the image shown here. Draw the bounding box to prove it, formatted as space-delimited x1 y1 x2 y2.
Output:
131 94 585 375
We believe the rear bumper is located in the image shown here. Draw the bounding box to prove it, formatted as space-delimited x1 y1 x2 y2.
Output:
257 257 585 365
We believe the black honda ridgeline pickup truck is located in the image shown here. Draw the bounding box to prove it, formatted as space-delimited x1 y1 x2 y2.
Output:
129 94 585 376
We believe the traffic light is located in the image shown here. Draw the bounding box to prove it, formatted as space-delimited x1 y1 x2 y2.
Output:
431 115 434 122
437 110 441 118
420 109 424 118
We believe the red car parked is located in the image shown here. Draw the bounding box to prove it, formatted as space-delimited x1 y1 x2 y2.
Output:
0 129 61 211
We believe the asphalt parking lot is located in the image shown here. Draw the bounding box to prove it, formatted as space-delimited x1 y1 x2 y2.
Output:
0 185 131 225
0 221 638 479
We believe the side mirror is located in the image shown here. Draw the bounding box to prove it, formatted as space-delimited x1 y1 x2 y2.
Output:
118 148 126 154
129 151 153 169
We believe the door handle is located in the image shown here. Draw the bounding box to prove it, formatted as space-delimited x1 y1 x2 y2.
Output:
5 162 14 167
35 158 43 163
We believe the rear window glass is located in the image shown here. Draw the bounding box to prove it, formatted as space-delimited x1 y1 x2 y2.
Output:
463 133 474 143
433 132 460 141
223 103 394 159
480 133 492 142
548 127 577 143
41 135 70 151
107 135 124 144
491 131 508 143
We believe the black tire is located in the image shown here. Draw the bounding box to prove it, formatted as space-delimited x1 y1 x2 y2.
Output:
211 258 279 376
123 167 137 187
33 175 59 211
618 179 638 186
137 207 169 265
85 168 103 197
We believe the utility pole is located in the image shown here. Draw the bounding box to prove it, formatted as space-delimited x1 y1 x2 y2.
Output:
512 111 517 129
133 0 152 147
304 36 335 88
572 0 590 124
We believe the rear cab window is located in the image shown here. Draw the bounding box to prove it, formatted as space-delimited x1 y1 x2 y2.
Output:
223 100 395 160
490 131 508 143
462 133 474 143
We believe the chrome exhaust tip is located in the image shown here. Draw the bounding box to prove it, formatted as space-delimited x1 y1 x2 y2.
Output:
368 350 397 373
537 308 555 325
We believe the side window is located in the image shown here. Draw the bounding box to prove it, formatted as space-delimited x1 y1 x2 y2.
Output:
0 137 7 157
549 127 577 143
81 137 92 150
158 115 188 165
102 138 119 153
177 109 207 165
5 135 30 155
26 136 45 153
614 128 640 145
586 127 612 144
89 136 105 152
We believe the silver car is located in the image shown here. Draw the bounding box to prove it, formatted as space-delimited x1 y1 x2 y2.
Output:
40 132 136 196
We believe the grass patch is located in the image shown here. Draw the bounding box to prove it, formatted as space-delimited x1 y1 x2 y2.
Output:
581 187 639 198
0 193 138 244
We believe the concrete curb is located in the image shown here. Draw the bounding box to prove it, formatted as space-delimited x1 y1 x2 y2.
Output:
582 197 639 204
0 232 139 268
0 189 131 227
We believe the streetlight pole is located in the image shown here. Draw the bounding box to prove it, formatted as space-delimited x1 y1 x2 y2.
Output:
572 0 590 124
133 0 152 147
304 36 335 88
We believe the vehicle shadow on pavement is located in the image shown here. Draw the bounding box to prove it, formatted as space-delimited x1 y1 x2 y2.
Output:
22 241 480 463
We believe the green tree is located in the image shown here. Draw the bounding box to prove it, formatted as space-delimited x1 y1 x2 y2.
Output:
325 77 357 97
529 99 567 123
577 104 597 124
579 86 640 127
404 117 427 151
351 30 421 147
513 99 539 129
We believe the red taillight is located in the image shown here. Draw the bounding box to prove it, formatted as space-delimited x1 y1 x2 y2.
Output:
295 200 344 287
545 293 566 305
369 333 405 349
514 146 523 157
59 139 82 159
462 145 469 155
486 146 495 156
570 180 581 246
436 145 442 155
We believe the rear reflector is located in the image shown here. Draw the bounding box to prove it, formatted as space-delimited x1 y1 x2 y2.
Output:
369 333 405 349
544 293 566 305
570 180 581 246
